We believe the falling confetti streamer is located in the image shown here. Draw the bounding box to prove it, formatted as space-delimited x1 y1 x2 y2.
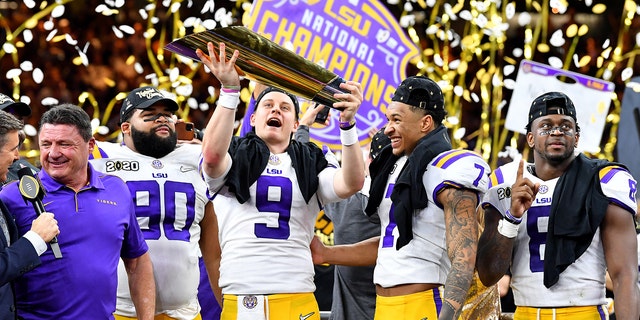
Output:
20 61 34 72
44 20 55 31
41 97 60 106
453 127 466 140
5 69 22 79
2 43 16 54
23 30 33 43
23 0 36 9
119 25 135 35
75 46 89 66
24 124 38 137
111 25 124 38
65 34 77 45
32 68 44 84
621 67 634 82
51 5 65 18
97 126 110 135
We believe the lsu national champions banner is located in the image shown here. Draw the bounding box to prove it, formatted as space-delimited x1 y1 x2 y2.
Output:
246 0 420 149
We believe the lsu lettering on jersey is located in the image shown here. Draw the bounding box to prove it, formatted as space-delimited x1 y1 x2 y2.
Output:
90 141 209 319
374 149 490 288
205 151 340 295
483 161 638 308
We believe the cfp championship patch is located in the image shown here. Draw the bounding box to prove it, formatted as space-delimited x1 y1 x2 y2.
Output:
242 295 258 309
538 184 549 194
268 154 281 165
105 160 140 172
152 159 164 169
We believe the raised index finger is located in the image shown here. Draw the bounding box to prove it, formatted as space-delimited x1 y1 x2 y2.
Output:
516 159 525 180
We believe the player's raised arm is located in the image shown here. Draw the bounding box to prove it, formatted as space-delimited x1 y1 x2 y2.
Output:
197 42 241 179
476 162 533 287
332 81 365 198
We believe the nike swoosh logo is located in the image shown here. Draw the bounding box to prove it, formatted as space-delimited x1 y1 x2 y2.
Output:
179 166 196 173
43 201 54 207
299 312 315 320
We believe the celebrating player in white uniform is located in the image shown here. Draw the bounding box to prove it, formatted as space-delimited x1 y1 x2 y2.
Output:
477 92 639 319
196 42 365 320
366 76 489 320
90 86 218 320
311 76 491 320
372 149 490 318
373 150 490 286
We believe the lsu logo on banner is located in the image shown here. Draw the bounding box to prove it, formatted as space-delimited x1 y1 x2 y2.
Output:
246 0 419 149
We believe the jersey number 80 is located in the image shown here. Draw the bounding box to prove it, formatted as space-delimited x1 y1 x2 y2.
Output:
126 180 197 242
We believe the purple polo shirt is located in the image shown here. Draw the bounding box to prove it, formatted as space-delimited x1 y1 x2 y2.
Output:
0 163 148 319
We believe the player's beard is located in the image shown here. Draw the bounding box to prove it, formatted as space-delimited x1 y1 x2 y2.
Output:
536 141 575 165
131 125 177 159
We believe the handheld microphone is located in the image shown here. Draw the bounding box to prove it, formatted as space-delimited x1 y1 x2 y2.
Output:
17 167 62 259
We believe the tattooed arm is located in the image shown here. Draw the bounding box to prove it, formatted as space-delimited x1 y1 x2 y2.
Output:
437 187 480 320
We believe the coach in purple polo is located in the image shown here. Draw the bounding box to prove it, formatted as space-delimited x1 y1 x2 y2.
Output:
0 104 156 319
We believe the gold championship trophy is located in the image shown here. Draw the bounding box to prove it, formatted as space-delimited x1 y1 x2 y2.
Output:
165 26 347 108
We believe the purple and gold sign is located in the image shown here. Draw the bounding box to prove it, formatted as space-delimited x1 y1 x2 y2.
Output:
165 0 419 149
246 0 420 148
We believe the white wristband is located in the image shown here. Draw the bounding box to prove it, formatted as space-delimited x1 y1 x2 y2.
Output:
497 219 519 238
218 91 240 110
340 125 358 146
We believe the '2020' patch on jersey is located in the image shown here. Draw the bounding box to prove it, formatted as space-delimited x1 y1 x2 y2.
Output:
105 160 139 172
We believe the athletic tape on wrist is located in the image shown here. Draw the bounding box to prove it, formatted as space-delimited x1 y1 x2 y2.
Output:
218 91 240 110
340 125 358 146
497 219 519 238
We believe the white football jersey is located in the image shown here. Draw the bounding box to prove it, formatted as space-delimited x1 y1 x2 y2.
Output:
483 161 638 307
207 151 340 294
90 141 209 318
374 149 490 288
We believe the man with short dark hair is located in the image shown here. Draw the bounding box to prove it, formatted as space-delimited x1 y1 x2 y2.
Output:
90 86 217 320
312 76 491 320
370 76 490 320
0 104 156 319
477 92 640 319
